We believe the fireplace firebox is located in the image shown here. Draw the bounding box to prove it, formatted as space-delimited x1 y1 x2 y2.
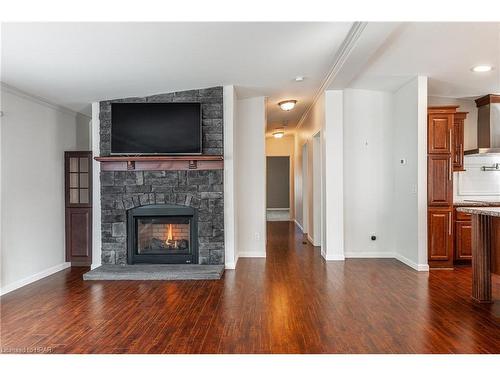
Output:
127 204 198 264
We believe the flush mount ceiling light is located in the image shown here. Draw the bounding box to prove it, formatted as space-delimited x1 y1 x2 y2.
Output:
273 128 285 138
278 100 297 111
295 76 304 82
471 65 493 73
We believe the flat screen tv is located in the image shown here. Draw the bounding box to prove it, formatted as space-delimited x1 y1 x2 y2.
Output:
111 102 202 155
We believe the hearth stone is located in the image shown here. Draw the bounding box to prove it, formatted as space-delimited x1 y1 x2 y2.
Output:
83 264 224 281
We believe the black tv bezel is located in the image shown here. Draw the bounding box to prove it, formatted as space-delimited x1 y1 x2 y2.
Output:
110 102 203 156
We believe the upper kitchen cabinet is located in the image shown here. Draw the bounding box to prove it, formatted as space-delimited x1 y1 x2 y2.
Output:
428 106 458 154
453 112 468 171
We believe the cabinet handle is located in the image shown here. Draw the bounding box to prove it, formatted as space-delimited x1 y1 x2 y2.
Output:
449 212 452 235
449 128 453 153
449 156 453 180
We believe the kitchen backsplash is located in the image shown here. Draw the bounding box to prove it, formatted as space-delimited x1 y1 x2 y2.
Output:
454 155 500 201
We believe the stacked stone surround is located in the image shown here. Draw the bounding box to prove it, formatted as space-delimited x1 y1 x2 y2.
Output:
98 87 224 265
99 86 223 156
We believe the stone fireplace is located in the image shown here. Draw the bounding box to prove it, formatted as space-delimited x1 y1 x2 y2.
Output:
98 86 224 266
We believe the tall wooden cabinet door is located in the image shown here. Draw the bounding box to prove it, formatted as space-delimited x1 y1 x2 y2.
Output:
455 220 472 260
66 207 92 264
428 208 453 267
428 154 453 206
453 113 467 171
65 151 92 265
428 113 453 154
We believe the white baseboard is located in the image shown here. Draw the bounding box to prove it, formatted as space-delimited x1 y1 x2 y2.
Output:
0 262 71 296
225 261 237 269
344 252 395 258
294 220 304 232
395 253 429 272
323 253 345 261
238 251 266 258
90 262 101 270
344 252 429 272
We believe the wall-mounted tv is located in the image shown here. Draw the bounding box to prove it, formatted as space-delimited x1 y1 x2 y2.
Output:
111 102 202 155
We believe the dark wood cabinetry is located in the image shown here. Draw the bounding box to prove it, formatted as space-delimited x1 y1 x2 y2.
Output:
428 112 454 154
427 106 458 268
65 151 92 266
428 154 453 206
455 219 472 261
428 208 453 267
453 112 467 171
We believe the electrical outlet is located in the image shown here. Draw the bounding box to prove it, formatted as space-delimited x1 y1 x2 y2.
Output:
255 232 260 241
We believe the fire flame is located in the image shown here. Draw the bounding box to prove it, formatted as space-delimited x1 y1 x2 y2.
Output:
167 224 173 242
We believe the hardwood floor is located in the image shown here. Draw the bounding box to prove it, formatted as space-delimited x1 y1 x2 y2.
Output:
1 221 499 353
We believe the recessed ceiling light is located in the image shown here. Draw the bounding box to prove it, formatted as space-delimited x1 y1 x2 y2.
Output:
471 65 493 73
278 100 297 111
272 128 285 138
295 76 304 82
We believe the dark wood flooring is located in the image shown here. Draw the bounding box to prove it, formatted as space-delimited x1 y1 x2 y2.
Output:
1 221 500 353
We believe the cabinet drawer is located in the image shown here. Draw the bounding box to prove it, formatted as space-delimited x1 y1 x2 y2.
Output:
455 210 471 221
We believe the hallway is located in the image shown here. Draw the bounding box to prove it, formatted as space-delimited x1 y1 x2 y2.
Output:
1 221 499 353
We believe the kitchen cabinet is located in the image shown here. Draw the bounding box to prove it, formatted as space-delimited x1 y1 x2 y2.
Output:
428 208 454 268
453 112 467 171
427 106 458 268
428 154 453 206
428 110 455 154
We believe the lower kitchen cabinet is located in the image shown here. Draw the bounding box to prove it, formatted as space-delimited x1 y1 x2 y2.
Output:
454 208 472 263
428 208 453 268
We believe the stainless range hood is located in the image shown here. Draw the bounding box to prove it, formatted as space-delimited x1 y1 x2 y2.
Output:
465 94 500 155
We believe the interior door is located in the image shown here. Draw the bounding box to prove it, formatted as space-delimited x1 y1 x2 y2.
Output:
65 151 93 265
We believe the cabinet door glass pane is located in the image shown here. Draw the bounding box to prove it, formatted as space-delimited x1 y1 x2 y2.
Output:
79 189 89 204
79 158 88 173
80 173 88 188
70 189 79 204
70 158 79 172
70 173 79 188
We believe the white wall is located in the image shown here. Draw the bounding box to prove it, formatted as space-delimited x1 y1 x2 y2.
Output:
91 102 101 270
223 85 238 268
343 89 395 257
235 96 267 258
428 96 478 151
294 79 428 269
294 93 325 236
392 77 427 269
454 155 500 201
0 86 90 294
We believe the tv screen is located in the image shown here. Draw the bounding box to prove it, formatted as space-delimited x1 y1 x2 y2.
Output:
111 103 202 155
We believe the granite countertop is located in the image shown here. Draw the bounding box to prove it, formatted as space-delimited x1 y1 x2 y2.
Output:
453 200 500 207
456 207 500 217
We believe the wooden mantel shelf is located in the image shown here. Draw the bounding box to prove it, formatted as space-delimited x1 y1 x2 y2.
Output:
95 155 224 171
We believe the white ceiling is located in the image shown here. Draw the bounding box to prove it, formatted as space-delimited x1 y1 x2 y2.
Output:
349 22 500 97
1 22 353 129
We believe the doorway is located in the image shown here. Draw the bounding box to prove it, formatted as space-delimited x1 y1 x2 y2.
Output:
266 156 291 221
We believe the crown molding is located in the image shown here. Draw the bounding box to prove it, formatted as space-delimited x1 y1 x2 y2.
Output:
296 22 367 130
1 82 90 118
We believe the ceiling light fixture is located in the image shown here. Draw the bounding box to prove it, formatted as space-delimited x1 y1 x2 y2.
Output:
471 65 493 73
273 128 285 139
295 76 304 82
278 100 297 111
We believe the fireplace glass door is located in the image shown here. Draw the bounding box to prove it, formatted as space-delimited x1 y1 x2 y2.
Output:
137 217 191 255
